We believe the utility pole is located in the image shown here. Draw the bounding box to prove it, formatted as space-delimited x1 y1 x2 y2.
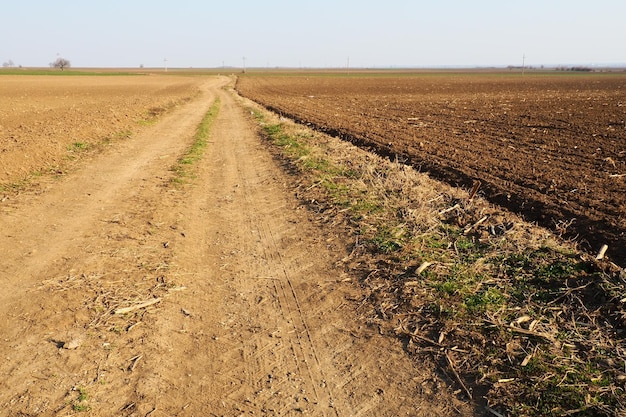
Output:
242 56 246 73
522 54 525 76
164 58 168 72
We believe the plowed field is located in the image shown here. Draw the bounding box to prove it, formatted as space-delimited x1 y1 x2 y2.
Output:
236 72 626 264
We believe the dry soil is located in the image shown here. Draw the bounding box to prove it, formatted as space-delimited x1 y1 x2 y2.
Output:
0 76 472 416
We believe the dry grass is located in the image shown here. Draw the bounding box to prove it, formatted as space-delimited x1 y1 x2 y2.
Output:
245 99 626 417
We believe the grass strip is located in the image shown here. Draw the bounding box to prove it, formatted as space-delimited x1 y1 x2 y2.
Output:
250 106 626 417
170 98 220 184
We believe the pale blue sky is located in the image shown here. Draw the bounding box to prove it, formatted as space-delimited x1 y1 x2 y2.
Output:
1 0 624 68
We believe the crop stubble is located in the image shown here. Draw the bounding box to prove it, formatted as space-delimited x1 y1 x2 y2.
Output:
237 73 626 264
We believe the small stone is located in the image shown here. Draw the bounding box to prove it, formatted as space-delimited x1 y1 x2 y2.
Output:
63 338 82 350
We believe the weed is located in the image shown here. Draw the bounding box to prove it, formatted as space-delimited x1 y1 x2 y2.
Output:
0 173 44 193
72 387 90 412
436 279 460 296
372 225 404 254
463 286 505 313
67 142 90 152
113 130 132 140
351 199 383 217
77 387 88 402
73 403 90 412
110 326 123 334
455 236 475 251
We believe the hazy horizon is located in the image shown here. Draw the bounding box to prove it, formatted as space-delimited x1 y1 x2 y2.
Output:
1 0 624 69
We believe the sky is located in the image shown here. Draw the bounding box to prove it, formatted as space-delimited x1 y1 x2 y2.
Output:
1 0 624 69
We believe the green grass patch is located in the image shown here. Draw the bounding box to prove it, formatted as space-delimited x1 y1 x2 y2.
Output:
371 225 405 254
170 98 220 184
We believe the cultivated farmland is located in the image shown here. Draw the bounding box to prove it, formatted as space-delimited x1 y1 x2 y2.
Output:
237 72 626 264
2 70 626 416
0 74 201 186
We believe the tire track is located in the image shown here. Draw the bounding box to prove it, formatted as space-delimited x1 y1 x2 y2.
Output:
251 217 339 415
213 90 342 415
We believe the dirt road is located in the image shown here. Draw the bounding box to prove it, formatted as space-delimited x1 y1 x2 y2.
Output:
0 77 471 416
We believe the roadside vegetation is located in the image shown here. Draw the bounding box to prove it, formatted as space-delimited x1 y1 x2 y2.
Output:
170 98 220 185
247 101 626 417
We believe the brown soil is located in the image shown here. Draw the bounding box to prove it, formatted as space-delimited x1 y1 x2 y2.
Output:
0 76 472 416
0 75 200 186
236 73 626 265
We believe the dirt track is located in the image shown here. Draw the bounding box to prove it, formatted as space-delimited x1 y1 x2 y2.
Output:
0 77 471 416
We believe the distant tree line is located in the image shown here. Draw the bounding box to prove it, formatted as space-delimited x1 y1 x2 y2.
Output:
505 65 595 72
2 57 72 70
556 66 593 72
